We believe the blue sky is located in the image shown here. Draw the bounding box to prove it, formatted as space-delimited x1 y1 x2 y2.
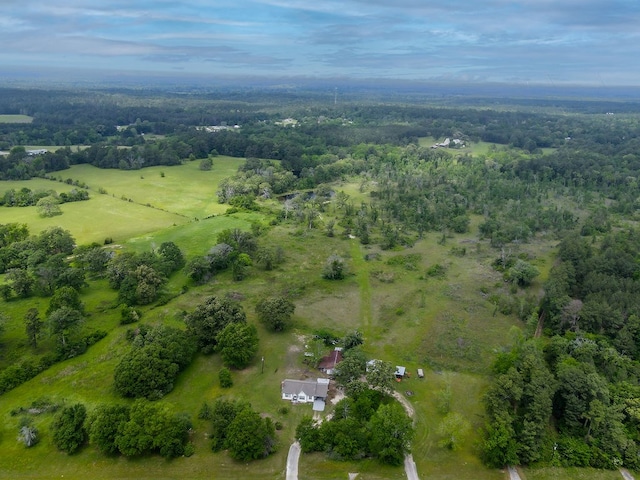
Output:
2 0 640 85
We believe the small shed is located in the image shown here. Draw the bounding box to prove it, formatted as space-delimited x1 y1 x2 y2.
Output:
395 366 406 379
417 369 424 378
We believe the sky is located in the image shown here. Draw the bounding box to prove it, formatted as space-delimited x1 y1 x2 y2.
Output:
2 0 640 86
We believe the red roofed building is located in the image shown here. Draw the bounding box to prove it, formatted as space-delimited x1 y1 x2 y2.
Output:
318 347 343 375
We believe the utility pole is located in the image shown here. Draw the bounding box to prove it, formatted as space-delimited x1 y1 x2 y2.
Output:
261 356 264 374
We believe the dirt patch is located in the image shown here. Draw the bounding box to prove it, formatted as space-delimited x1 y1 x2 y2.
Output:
392 391 415 419
330 389 345 405
284 334 305 375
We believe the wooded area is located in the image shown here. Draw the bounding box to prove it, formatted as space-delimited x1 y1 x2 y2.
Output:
2 86 640 477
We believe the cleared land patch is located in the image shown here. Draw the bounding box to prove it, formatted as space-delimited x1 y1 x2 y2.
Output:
0 114 33 123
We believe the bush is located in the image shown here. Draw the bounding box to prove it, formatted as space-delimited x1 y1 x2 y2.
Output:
322 254 346 280
426 263 446 278
219 367 233 388
120 305 141 325
51 404 87 454
199 158 213 170
198 402 212 420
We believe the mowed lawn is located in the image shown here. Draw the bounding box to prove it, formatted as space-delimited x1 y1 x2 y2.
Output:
61 157 245 219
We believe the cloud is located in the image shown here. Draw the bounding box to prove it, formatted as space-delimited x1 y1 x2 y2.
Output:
1 0 640 84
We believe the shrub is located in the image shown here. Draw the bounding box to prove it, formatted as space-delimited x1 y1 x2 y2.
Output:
17 422 39 448
426 263 446 278
322 254 346 280
120 305 141 325
51 403 87 454
198 402 212 420
219 367 233 388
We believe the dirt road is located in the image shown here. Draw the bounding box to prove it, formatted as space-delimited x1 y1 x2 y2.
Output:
286 441 301 480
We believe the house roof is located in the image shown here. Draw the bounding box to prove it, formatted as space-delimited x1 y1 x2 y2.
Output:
395 366 406 376
318 348 343 370
282 378 329 398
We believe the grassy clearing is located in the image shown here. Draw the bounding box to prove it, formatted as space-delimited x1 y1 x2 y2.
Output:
0 114 33 123
60 157 244 218
418 136 500 156
125 212 264 258
0 195 187 246
521 467 626 479
0 177 82 194
0 157 247 248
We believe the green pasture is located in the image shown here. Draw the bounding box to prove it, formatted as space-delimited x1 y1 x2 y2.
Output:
125 212 265 258
0 156 249 248
0 114 33 123
60 157 244 218
0 195 187 246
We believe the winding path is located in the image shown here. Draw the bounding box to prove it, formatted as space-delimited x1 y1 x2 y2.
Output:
391 391 421 479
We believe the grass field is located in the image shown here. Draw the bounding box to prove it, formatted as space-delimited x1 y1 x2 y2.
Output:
0 114 33 123
0 160 616 479
60 157 245 219
0 157 250 249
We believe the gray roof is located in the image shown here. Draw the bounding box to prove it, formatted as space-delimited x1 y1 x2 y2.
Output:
282 379 329 398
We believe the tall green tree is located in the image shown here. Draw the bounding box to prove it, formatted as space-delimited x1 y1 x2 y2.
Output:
226 408 277 461
46 286 83 316
216 322 259 369
368 402 413 466
365 359 395 395
24 308 44 348
48 306 83 346
6 268 34 297
87 404 130 455
185 296 246 353
437 412 470 451
255 296 295 332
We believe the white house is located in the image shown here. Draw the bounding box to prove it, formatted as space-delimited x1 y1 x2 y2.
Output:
281 378 329 408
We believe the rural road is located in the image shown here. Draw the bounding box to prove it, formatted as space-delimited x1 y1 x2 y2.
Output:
404 454 419 480
507 466 522 480
621 469 636 480
286 441 301 480
392 391 421 479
